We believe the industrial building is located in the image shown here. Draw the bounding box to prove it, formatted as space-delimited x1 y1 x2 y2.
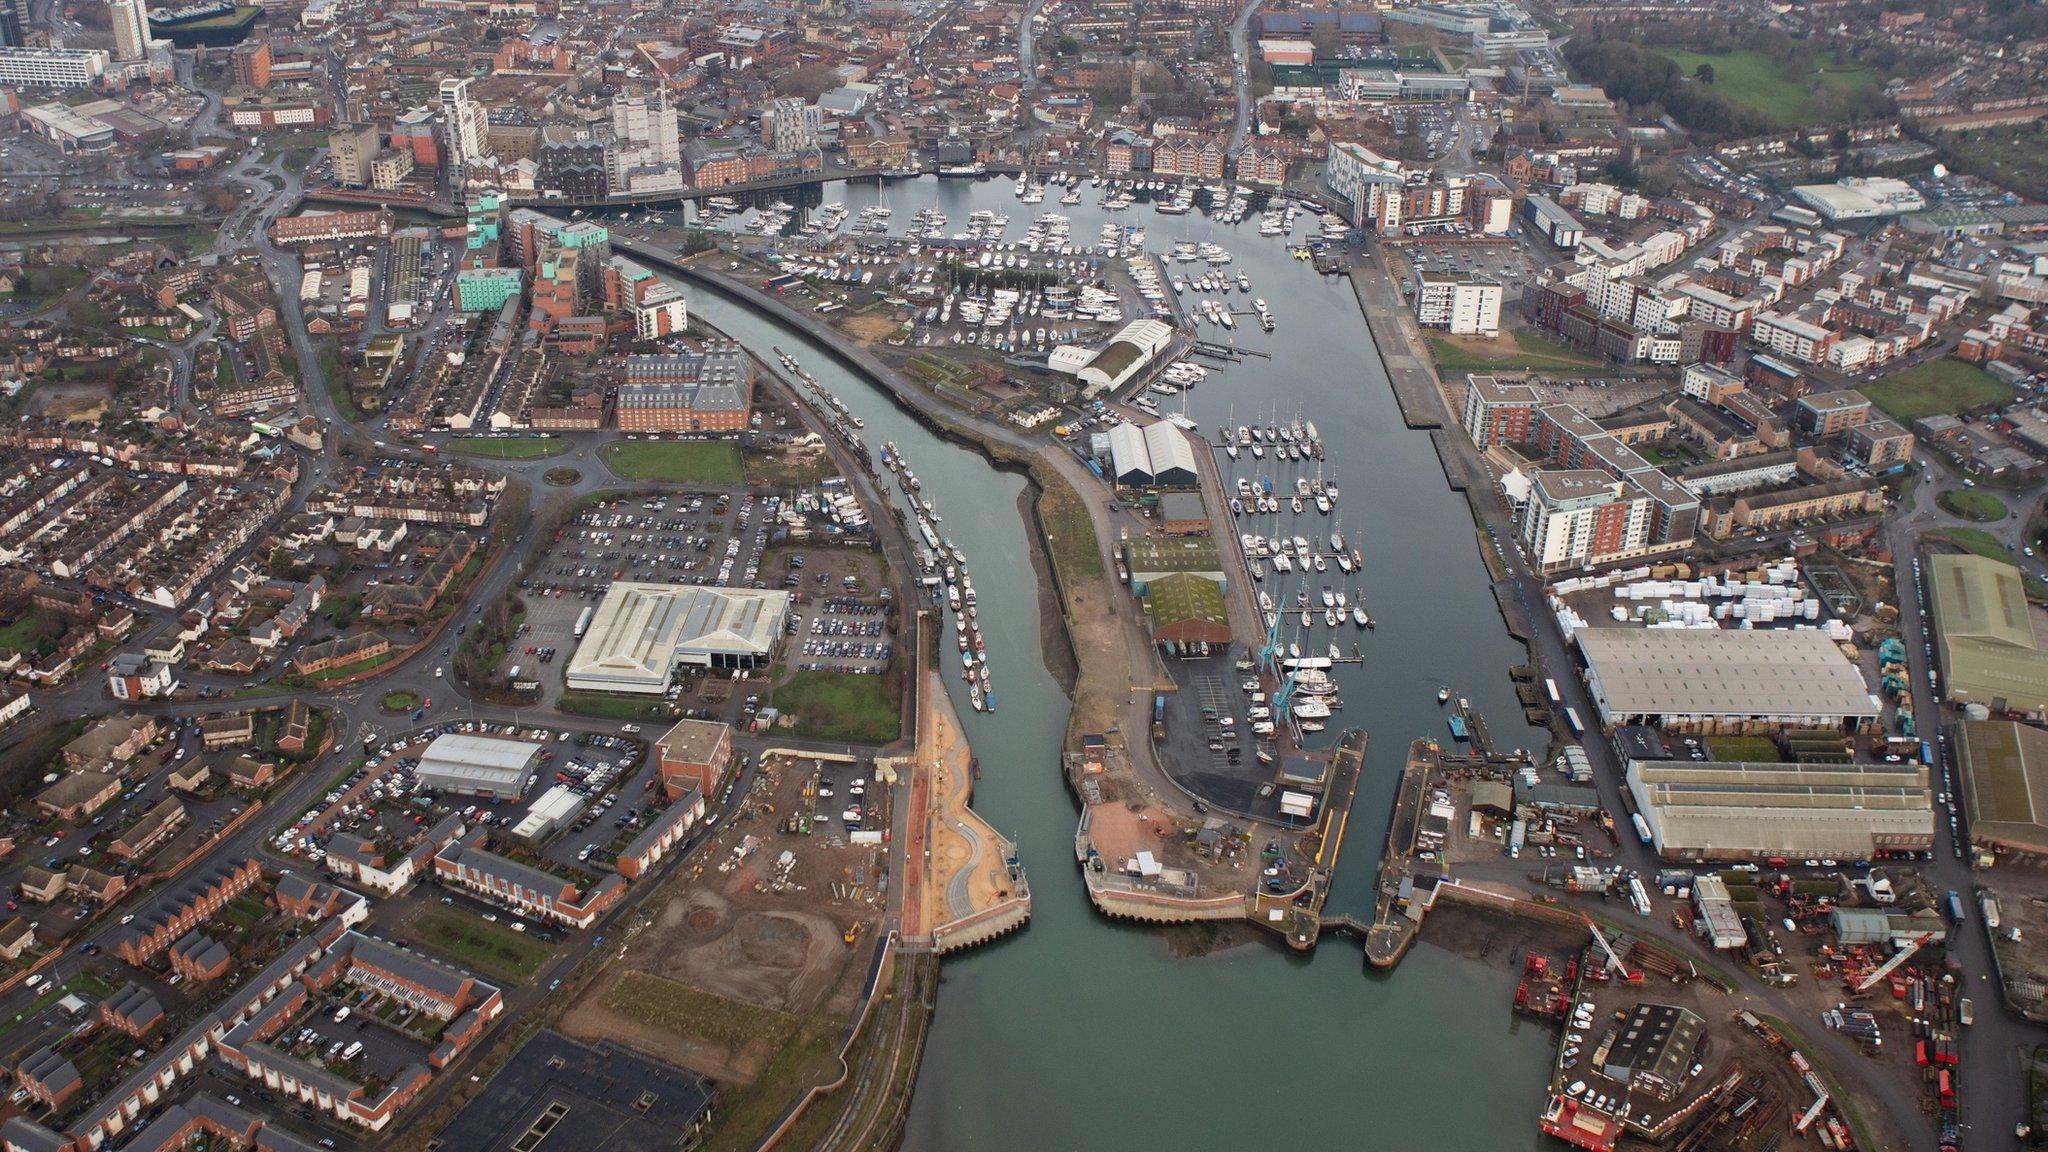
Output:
509 785 585 841
1626 758 1934 860
1048 318 1173 395
1790 178 1926 222
567 583 791 693
1955 719 2048 855
1691 874 1746 950
1574 629 1880 731
415 735 541 798
1106 418 1200 488
1927 552 2048 716
1599 1004 1704 1100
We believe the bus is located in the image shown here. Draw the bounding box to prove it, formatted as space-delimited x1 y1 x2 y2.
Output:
1563 707 1585 737
1544 678 1562 707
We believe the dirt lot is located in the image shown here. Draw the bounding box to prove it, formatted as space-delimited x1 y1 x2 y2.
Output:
559 754 881 1080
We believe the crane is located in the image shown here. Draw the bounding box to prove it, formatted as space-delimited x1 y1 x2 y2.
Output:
1585 916 1636 982
1851 932 1936 994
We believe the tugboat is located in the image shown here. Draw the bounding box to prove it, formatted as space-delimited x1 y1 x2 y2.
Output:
1437 686 1451 705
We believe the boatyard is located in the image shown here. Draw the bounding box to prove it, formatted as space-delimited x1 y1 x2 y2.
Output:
626 170 1966 1151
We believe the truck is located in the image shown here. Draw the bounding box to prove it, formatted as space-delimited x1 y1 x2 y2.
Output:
1979 890 2001 930
1945 889 1966 923
573 606 596 639
1151 694 1167 741
1958 998 1974 1026
1631 813 1653 845
1627 876 1652 917
1544 678 1562 707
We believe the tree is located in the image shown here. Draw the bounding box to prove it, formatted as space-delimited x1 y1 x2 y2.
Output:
1055 35 1079 55
1693 62 1714 84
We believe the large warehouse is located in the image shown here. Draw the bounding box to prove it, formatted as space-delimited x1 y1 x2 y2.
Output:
1106 418 1200 489
1928 553 2048 716
1955 719 2048 855
567 583 791 694
1626 758 1935 861
416 734 542 798
1049 318 1173 395
1575 628 1880 731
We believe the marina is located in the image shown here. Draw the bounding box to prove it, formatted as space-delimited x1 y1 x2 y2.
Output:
652 173 1554 1152
770 347 1002 712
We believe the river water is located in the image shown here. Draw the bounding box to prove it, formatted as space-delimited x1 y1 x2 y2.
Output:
668 176 1556 1150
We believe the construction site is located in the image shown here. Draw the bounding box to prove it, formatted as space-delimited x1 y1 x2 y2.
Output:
559 751 885 1083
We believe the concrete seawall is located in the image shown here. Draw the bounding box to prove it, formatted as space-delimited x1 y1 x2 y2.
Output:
1085 881 1247 924
934 899 1033 953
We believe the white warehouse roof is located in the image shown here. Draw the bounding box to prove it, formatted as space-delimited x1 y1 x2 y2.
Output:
1576 628 1879 726
568 582 791 693
416 734 541 796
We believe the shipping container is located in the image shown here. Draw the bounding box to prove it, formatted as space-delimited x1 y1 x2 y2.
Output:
1564 707 1585 736
1545 678 1562 707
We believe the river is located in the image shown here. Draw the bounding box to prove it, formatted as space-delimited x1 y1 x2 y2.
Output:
667 176 1557 1150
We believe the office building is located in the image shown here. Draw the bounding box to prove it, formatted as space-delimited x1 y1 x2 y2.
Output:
0 47 110 89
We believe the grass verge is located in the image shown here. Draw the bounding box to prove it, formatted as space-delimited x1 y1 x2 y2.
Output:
1037 465 1105 584
556 692 675 721
1936 488 2008 522
1928 528 2048 598
448 437 567 460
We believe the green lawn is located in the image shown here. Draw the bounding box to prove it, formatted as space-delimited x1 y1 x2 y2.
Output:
601 440 744 484
773 670 902 744
399 908 554 983
448 436 567 460
378 690 421 713
1861 359 2016 423
1938 488 2009 522
1929 527 2048 599
1427 329 1604 374
0 614 45 655
1038 466 1105 584
1707 735 1781 763
1659 49 1882 128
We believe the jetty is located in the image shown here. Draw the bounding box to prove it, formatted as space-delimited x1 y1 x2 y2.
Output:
1248 729 1365 949
1363 738 1436 968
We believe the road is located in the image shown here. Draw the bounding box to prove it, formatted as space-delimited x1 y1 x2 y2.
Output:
1227 0 1266 156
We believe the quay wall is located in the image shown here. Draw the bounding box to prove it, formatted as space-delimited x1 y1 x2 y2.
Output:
934 899 1033 954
